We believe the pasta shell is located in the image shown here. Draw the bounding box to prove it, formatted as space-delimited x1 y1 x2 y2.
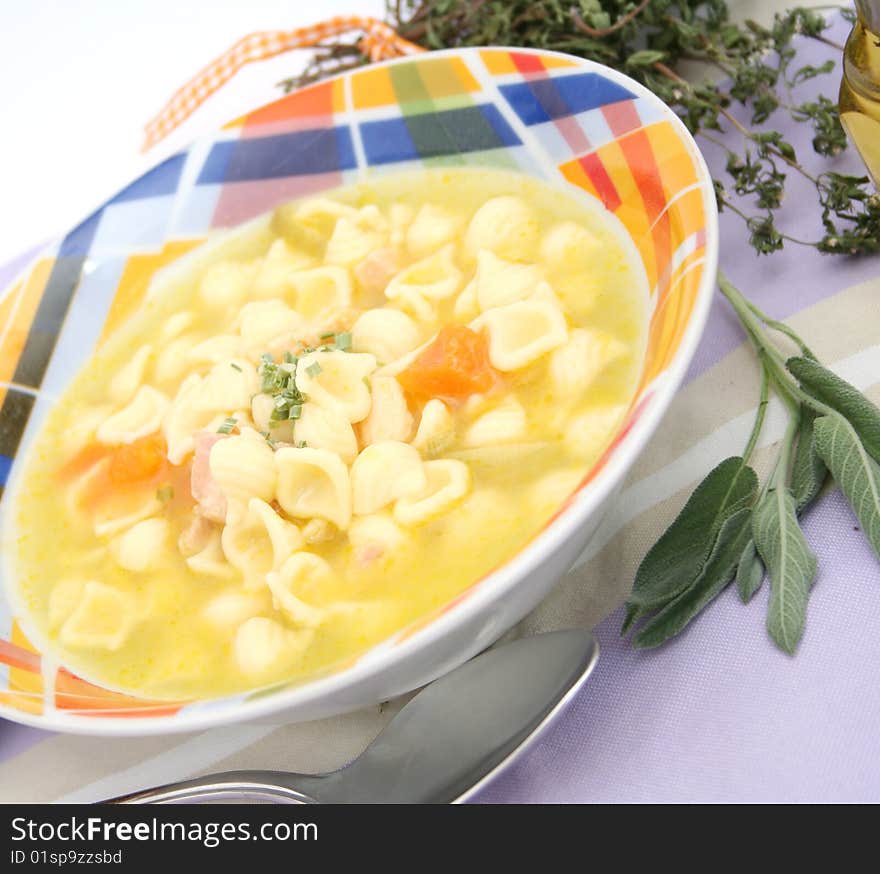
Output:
221 498 304 589
199 260 257 309
324 217 386 268
411 399 455 457
358 377 413 446
210 430 277 509
294 403 358 464
549 328 630 399
289 266 352 319
479 297 568 371
48 580 86 633
110 517 169 573
234 617 313 679
463 396 527 447
294 350 377 423
59 581 136 652
406 204 462 259
109 345 152 405
94 496 162 539
251 239 316 299
275 446 352 529
201 589 270 631
237 300 305 354
465 196 540 260
539 221 600 271
187 334 245 365
564 405 627 460
185 527 238 580
349 513 407 568
386 243 462 303
193 358 258 413
351 441 427 516
163 374 217 464
351 308 421 366
394 459 470 526
96 385 169 446
266 553 332 627
474 250 542 311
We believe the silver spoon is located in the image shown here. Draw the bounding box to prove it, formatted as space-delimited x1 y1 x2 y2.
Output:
108 629 598 804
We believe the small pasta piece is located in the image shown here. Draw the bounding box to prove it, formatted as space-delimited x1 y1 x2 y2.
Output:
302 518 337 545
564 405 627 460
234 617 313 680
94 496 162 538
109 345 152 405
194 358 258 413
389 202 415 248
539 221 600 271
159 311 194 342
237 300 305 354
201 589 269 631
393 459 471 526
463 396 527 447
324 217 386 268
251 239 316 299
411 399 455 457
163 374 216 464
62 404 114 461
549 328 630 398
294 349 377 423
295 198 359 235
110 517 169 572
187 334 245 365
222 498 304 589
351 308 421 366
199 260 257 309
96 386 169 446
49 580 86 633
358 377 413 445
210 430 277 511
266 553 332 627
349 513 407 568
351 441 427 516
465 196 540 260
289 266 352 319
275 446 352 529
293 403 358 464
154 334 198 385
59 581 136 652
406 204 462 259
251 392 275 433
186 527 237 579
353 247 400 298
474 250 542 311
479 297 568 371
386 244 462 303
453 280 479 322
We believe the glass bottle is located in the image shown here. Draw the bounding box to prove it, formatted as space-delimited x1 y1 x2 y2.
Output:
840 0 880 185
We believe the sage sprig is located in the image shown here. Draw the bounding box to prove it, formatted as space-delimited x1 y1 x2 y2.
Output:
624 271 880 654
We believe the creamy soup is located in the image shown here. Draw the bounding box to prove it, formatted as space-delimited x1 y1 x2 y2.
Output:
10 169 647 699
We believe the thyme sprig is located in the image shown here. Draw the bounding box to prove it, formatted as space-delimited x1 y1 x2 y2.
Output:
281 1 880 258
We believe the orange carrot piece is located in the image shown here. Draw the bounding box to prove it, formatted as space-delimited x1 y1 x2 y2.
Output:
398 325 500 402
108 434 167 485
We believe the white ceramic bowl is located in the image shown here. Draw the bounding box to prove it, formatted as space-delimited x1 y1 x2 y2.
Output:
0 47 717 734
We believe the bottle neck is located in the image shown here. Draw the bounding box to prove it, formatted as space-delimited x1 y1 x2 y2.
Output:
856 0 880 35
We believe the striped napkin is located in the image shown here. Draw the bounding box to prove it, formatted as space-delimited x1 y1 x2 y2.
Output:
2 11 879 803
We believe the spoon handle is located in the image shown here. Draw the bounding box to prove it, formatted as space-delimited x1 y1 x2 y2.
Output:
107 770 322 804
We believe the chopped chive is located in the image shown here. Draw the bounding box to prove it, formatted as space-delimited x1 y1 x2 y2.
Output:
289 404 303 420
260 352 274 364
229 362 243 372
334 331 352 351
305 361 322 378
319 331 336 340
283 350 296 363
217 416 237 434
156 485 174 503
296 440 308 449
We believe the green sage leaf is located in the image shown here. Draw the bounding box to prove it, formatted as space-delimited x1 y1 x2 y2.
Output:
752 488 818 655
633 507 753 648
736 537 765 603
623 457 758 630
813 414 880 559
791 408 828 514
789 356 880 464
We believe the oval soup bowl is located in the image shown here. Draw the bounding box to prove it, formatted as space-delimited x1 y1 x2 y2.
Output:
0 47 717 735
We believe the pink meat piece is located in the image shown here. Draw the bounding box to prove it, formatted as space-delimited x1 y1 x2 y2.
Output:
354 248 400 298
191 432 228 523
354 543 385 567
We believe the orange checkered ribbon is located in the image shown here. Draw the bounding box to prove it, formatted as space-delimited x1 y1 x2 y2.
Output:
142 16 424 152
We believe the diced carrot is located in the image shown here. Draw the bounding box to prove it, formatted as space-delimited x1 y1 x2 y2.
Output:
398 325 500 402
56 443 108 482
108 434 167 485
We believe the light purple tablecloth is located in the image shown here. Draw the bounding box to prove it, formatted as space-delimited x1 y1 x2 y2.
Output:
2 12 878 802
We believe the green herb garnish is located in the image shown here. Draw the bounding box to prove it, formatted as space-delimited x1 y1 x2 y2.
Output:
156 485 175 503
623 273 880 654
334 331 352 351
319 331 336 340
229 362 242 372
217 417 237 435
305 361 323 378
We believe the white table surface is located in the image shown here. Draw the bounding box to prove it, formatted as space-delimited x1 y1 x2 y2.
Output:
0 0 837 267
